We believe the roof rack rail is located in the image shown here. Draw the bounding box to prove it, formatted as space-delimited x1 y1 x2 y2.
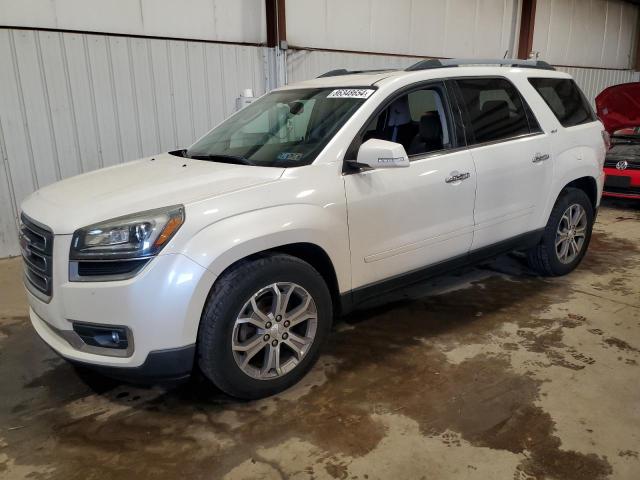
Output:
405 58 555 71
317 68 395 78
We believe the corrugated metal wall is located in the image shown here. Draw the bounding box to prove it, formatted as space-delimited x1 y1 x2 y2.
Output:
533 0 639 69
286 0 519 59
286 48 638 106
0 0 639 259
0 0 267 44
0 28 266 257
555 66 640 106
286 49 416 83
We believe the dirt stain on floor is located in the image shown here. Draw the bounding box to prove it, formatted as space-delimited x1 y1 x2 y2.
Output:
2 228 637 480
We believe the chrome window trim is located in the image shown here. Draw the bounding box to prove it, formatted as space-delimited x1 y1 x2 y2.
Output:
407 145 470 162
464 131 545 150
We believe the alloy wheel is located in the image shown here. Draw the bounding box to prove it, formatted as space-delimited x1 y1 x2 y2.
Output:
555 203 587 264
231 282 318 380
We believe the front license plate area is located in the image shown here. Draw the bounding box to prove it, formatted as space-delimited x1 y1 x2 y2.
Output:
605 175 631 188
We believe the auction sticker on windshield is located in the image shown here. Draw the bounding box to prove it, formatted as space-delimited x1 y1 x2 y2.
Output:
327 89 375 99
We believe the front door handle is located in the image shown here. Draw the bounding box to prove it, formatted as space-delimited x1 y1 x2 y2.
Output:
445 172 471 183
532 153 550 163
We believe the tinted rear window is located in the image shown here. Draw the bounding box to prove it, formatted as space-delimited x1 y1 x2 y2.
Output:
455 77 538 144
529 78 596 128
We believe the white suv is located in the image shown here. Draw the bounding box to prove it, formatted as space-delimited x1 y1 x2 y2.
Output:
21 59 606 399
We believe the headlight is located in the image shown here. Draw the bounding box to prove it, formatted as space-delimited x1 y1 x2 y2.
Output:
70 205 185 260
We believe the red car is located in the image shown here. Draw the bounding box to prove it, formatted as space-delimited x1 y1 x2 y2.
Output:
596 82 640 199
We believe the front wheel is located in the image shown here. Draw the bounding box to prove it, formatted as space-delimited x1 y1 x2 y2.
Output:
527 187 594 276
197 254 332 399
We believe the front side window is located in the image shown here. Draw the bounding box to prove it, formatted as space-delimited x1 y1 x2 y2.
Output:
529 78 596 128
455 77 534 144
359 85 454 157
186 88 372 167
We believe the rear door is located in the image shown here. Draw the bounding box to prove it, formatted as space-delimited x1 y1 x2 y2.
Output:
452 77 553 250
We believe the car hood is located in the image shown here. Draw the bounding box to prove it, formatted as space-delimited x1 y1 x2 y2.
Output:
595 82 640 134
607 142 640 161
21 153 285 234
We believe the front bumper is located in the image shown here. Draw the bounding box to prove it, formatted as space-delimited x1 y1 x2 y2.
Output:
603 167 640 199
26 233 215 377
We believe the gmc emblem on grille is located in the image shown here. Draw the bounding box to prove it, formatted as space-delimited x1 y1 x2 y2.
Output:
616 160 628 170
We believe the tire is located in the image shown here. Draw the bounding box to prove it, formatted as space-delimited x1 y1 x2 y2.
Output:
197 253 332 399
527 187 594 276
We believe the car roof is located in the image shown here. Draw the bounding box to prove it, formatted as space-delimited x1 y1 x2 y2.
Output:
278 71 402 89
278 65 571 90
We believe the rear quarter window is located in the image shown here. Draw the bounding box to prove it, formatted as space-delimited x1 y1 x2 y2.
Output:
529 78 597 128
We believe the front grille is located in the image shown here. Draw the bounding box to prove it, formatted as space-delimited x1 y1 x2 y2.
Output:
604 159 640 170
604 185 640 195
20 214 54 299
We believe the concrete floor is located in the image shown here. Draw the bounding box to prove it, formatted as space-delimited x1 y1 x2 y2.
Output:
1 199 639 480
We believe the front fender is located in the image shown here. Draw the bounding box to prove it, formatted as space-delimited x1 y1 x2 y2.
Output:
181 204 351 293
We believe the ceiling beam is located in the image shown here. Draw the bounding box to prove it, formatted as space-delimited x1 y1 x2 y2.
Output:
635 12 640 70
517 0 537 60
265 0 286 48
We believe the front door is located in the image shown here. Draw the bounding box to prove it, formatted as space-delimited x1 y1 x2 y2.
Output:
344 83 476 294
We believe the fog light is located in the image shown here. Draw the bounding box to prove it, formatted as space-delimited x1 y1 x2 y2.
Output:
73 322 129 350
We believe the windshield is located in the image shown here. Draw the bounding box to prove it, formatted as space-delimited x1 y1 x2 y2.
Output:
184 88 374 167
612 127 640 140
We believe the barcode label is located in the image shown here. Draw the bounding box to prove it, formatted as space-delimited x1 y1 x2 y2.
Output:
327 89 375 99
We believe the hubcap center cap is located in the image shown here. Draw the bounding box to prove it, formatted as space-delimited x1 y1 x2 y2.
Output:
270 323 283 339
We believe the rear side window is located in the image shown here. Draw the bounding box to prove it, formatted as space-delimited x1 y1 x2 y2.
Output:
529 78 596 128
455 77 537 144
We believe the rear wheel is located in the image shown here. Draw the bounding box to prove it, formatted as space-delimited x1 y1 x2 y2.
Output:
197 254 332 399
527 187 594 276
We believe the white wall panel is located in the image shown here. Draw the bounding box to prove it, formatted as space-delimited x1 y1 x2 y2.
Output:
286 0 518 59
0 0 266 44
286 49 417 84
0 28 266 257
532 0 639 69
287 49 639 107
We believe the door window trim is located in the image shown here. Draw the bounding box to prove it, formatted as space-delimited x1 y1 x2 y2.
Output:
342 75 548 173
343 80 464 173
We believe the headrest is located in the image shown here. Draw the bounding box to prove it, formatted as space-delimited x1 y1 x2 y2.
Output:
481 100 510 122
419 112 442 143
387 96 412 126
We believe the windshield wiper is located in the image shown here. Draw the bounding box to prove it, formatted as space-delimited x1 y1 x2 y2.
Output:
186 153 255 166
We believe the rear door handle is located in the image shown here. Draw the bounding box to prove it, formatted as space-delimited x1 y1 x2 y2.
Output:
445 172 471 183
532 153 550 163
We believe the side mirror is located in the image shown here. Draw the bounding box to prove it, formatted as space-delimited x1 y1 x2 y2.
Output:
353 139 410 169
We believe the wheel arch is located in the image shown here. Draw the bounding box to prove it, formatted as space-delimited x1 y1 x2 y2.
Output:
179 204 352 347
264 243 342 315
564 176 598 211
207 242 343 316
